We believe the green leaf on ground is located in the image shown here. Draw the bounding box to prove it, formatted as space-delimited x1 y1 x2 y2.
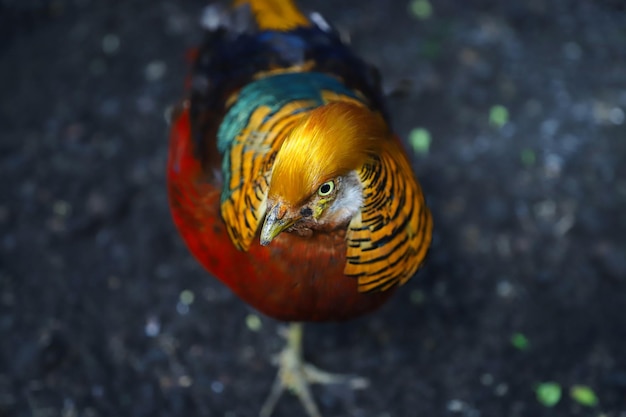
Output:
536 382 562 407
511 332 529 350
179 289 195 305
570 385 598 407
521 148 536 166
245 314 262 332
489 105 509 127
409 128 432 155
409 0 433 20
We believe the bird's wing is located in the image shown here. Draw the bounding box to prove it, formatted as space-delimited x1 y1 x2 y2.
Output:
345 138 433 293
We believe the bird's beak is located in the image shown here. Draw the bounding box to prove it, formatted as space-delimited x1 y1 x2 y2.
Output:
260 202 299 246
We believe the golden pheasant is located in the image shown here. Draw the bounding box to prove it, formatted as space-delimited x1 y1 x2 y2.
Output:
167 0 433 415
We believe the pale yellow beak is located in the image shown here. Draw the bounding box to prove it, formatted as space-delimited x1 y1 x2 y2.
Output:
260 203 300 246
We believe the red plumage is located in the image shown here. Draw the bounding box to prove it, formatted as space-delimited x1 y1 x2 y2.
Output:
167 105 394 321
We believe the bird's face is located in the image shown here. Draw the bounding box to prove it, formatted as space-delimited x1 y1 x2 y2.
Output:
259 101 387 246
260 174 363 245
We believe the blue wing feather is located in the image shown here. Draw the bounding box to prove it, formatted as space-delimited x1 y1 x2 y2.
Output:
189 12 388 169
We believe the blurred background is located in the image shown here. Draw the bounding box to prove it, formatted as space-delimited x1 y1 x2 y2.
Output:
1 0 625 416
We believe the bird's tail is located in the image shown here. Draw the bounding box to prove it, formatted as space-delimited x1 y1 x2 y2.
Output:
232 0 310 30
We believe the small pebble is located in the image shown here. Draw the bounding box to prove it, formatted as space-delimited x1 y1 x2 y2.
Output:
447 399 465 412
554 214 575 236
534 200 556 221
102 34 120 54
246 314 262 331
562 42 582 61
480 373 494 386
201 5 223 30
145 61 167 81
495 383 509 396
176 302 190 315
540 119 559 138
53 200 72 216
180 290 195 305
178 375 192 387
145 316 160 337
544 154 563 178
211 381 224 394
496 280 515 298
609 107 624 125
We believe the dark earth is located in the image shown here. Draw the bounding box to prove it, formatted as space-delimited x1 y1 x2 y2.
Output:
2 0 626 416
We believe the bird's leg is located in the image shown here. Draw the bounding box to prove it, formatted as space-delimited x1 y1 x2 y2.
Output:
259 322 369 417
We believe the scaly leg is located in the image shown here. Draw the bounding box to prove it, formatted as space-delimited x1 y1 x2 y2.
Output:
259 322 369 417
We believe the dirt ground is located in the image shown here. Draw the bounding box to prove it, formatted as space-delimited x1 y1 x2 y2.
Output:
2 1 626 416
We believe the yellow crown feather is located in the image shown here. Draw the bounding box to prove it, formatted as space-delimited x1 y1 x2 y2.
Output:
268 102 391 207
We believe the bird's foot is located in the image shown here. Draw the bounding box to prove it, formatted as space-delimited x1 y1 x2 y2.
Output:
260 323 368 417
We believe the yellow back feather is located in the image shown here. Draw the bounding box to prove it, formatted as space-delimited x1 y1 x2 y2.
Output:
269 101 390 206
234 0 310 31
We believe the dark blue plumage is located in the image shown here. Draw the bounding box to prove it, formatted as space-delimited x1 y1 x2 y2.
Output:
189 16 388 167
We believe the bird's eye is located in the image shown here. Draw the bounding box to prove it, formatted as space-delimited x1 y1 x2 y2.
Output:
318 180 335 196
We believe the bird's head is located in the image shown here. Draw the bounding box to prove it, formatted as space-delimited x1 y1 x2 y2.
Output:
260 101 389 245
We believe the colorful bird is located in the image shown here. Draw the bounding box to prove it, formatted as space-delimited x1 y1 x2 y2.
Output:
167 0 433 416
